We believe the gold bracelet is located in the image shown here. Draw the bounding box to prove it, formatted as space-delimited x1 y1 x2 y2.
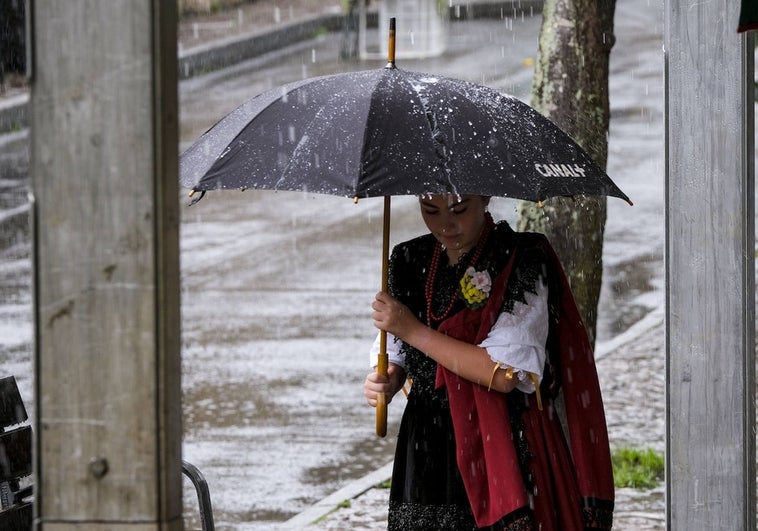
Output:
487 362 503 392
401 378 412 398
527 373 543 411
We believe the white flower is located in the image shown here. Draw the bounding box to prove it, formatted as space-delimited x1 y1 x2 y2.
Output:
465 266 491 293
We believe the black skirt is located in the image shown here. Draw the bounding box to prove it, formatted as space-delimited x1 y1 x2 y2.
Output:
388 386 479 531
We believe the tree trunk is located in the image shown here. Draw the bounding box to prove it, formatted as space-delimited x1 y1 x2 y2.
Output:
516 0 616 346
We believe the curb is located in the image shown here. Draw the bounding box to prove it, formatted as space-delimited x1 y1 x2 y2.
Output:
178 12 373 79
279 461 394 529
0 93 28 135
594 305 664 360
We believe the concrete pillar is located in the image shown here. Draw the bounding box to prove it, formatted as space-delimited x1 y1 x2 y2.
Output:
665 2 755 529
29 1 182 528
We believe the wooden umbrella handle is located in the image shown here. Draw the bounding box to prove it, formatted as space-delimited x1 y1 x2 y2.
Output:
376 196 391 437
376 357 388 437
376 325 388 437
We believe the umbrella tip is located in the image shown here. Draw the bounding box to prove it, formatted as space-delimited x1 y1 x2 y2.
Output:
188 189 206 206
385 17 396 69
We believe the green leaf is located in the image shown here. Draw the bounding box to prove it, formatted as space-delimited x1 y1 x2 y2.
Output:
611 447 665 489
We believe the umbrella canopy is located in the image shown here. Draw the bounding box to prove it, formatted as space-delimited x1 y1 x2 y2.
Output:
180 66 631 205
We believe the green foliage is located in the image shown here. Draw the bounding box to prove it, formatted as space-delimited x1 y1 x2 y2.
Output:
337 499 352 509
612 447 665 489
377 478 392 489
312 26 329 38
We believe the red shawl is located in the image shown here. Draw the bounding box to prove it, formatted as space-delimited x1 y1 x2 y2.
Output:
435 233 614 530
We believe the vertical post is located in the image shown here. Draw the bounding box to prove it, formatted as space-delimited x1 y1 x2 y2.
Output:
30 1 182 529
358 0 367 59
665 2 755 530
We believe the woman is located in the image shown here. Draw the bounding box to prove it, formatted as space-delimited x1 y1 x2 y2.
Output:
364 195 614 530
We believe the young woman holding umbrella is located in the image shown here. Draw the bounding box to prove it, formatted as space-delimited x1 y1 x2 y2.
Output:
364 194 615 531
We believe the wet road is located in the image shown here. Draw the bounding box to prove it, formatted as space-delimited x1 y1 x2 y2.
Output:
0 5 669 529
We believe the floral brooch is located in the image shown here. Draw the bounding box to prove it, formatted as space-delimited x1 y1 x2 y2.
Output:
459 266 492 309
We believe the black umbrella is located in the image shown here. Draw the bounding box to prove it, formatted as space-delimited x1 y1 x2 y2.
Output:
180 66 629 205
180 19 631 437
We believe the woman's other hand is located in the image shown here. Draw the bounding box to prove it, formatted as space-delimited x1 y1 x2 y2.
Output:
364 363 406 407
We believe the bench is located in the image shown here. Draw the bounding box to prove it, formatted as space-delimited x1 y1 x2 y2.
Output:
0 375 216 530
0 375 33 529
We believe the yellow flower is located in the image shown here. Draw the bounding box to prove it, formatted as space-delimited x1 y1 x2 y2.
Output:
459 267 491 309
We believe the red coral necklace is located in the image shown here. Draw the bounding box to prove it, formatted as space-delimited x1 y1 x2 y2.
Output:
424 215 493 326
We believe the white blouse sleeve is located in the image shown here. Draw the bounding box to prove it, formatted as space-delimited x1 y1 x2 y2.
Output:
478 279 549 394
369 331 406 370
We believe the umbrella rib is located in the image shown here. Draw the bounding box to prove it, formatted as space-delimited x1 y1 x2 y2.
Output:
190 76 332 191
277 73 382 196
405 75 460 197
276 105 326 190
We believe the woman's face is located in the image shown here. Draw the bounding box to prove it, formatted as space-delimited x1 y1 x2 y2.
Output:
419 195 489 261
